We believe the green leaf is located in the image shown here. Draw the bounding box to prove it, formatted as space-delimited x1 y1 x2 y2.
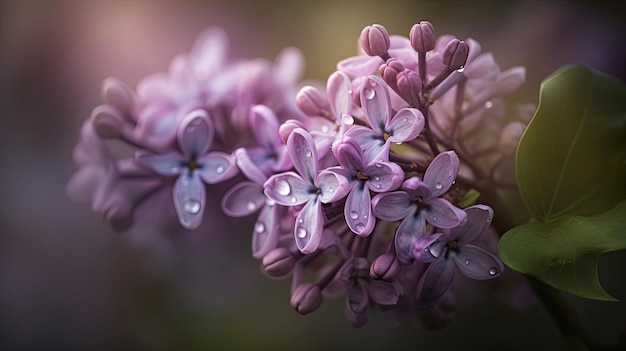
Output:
498 200 626 301
516 65 626 222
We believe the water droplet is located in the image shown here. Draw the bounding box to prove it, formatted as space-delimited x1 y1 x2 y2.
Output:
246 201 257 211
298 218 304 224
342 114 354 125
395 142 403 145
255 222 266 233
457 67 465 73
484 101 493 109
183 199 201 214
489 267 498 276
297 227 307 238
375 184 381 189
447 172 453 177
305 150 312 158
363 214 368 219
486 217 491 223
364 86 376 100
216 165 225 174
374 176 380 181
328 187 334 193
350 211 359 220
464 259 470 265
355 223 366 232
402 118 408 123
171 167 180 173
321 125 329 133
266 199 276 207
432 216 438 221
290 196 297 203
275 179 291 196
435 183 443 190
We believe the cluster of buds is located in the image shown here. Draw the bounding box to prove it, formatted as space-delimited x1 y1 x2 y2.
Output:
68 20 530 327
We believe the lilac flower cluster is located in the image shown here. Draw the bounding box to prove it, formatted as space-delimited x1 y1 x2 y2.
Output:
68 21 528 327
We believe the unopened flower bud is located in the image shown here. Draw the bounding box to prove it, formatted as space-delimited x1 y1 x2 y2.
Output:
101 77 134 115
360 24 390 57
278 119 306 144
370 253 400 281
409 21 436 53
498 121 526 157
296 86 327 116
442 39 469 70
397 70 422 106
91 105 125 139
291 282 323 315
379 58 405 86
262 247 296 277
104 201 133 231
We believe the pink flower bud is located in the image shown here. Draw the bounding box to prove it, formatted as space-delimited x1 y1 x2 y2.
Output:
442 39 469 70
397 69 422 106
101 77 134 115
360 24 390 57
370 253 400 281
379 58 405 85
91 105 124 139
296 86 327 116
291 282 323 314
262 247 296 277
409 21 436 53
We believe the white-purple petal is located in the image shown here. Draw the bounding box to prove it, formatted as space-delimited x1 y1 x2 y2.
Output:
177 110 213 159
424 150 459 198
326 71 352 120
264 172 313 206
234 147 268 185
337 55 382 77
386 108 424 143
221 181 266 217
251 202 282 259
394 211 426 263
361 76 391 132
135 151 183 176
316 170 350 203
287 128 318 184
173 172 206 229
196 151 238 184
344 186 375 237
371 191 413 221
453 204 494 244
365 161 404 192
451 244 504 280
250 105 280 151
367 280 401 306
412 232 445 263
423 197 467 229
294 198 324 254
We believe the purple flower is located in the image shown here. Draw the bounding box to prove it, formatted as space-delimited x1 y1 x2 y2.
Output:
264 128 348 253
412 204 504 310
326 137 404 236
136 109 237 229
372 151 466 263
344 75 424 163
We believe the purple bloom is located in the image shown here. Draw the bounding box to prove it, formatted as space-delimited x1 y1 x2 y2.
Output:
372 151 466 263
344 75 424 163
326 137 404 236
136 109 237 229
412 204 504 310
264 128 348 253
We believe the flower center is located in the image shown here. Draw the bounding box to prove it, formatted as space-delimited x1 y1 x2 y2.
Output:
357 171 370 180
383 132 391 141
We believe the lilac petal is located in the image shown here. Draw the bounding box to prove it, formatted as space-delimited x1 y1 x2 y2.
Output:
452 244 504 280
365 161 404 192
287 128 318 184
343 126 381 156
346 280 369 314
294 199 323 254
424 198 467 229
361 76 391 131
177 110 213 159
264 172 313 206
367 280 401 305
334 137 366 173
135 106 178 149
234 148 268 185
344 186 375 237
173 172 206 229
371 191 413 221
394 211 426 263
337 55 382 77
326 71 352 120
317 170 350 203
453 204 494 244
401 177 431 201
66 165 104 202
412 233 445 263
415 258 455 310
250 105 280 151
251 202 281 259
189 27 228 80
278 119 306 144
386 108 425 143
424 150 460 197
135 151 183 176
273 46 304 87
221 181 266 217
196 151 238 184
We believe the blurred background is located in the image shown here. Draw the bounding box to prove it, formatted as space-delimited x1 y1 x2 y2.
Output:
1 1 625 350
